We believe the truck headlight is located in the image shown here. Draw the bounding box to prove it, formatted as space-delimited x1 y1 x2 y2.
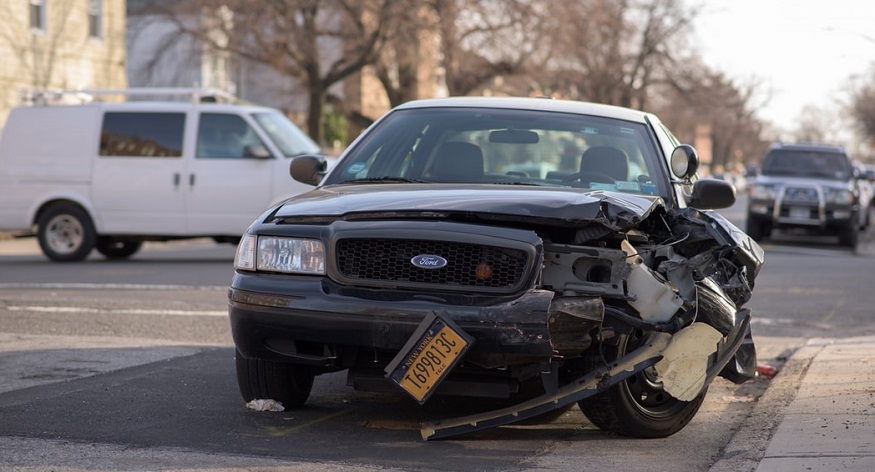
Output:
234 234 325 274
824 188 853 204
748 183 777 200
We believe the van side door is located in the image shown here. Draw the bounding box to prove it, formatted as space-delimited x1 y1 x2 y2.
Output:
185 112 273 235
91 111 187 234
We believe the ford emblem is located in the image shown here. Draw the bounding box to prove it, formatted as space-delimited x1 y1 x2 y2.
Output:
410 254 447 269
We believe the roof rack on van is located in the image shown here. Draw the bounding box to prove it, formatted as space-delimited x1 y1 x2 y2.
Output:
20 87 240 106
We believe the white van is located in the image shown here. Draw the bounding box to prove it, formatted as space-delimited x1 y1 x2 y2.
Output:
0 88 329 262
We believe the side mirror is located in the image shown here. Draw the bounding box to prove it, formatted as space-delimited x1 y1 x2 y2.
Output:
670 144 700 180
290 154 328 186
243 144 272 159
687 178 736 210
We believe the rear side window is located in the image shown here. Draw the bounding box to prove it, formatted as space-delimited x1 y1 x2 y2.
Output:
100 112 185 157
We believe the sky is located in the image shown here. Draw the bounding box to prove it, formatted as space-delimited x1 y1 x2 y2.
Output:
693 0 875 136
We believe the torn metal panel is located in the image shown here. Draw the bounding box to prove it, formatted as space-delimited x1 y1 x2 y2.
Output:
541 243 628 297
547 296 604 355
654 322 723 401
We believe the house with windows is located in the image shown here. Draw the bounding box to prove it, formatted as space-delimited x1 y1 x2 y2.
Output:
0 0 127 128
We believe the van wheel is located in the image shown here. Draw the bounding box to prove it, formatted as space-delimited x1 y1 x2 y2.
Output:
96 238 143 259
37 204 96 262
235 349 314 408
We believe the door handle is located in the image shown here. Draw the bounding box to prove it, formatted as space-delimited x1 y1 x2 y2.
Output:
189 173 196 187
173 173 180 186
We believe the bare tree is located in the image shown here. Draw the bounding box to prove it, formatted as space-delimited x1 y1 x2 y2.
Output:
432 0 542 96
654 63 769 170
792 105 840 144
532 0 699 109
849 66 875 149
139 0 400 144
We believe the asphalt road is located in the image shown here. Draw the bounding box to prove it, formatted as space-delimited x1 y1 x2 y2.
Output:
1 196 873 471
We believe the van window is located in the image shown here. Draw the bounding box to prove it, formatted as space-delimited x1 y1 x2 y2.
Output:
197 113 267 158
253 111 321 157
100 112 185 157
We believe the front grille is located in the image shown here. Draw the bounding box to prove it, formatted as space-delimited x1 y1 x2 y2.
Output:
334 238 530 292
783 187 818 203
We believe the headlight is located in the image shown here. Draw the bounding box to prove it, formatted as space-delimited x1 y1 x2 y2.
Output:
234 234 325 274
823 188 853 204
748 184 778 200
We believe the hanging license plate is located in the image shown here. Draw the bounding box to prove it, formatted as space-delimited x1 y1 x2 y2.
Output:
385 312 473 404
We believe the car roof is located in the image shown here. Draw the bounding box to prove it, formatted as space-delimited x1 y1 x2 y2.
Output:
21 101 279 114
393 96 651 123
768 142 847 154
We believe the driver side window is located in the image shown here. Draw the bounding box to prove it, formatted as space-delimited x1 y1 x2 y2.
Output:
197 114 265 159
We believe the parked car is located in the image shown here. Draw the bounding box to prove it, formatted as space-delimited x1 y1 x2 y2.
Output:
0 88 325 261
860 163 875 207
229 97 763 440
746 142 865 246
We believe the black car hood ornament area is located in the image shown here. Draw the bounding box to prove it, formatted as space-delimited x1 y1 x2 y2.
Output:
410 254 448 269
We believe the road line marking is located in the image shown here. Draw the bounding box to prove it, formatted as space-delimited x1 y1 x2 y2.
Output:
0 283 226 290
265 409 352 436
820 298 846 324
5 306 226 317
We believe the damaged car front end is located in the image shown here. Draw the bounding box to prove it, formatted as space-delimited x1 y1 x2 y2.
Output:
228 97 763 440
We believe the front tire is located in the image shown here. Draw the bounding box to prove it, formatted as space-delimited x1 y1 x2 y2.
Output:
36 203 96 262
838 219 858 247
577 328 707 438
745 214 769 242
235 349 315 408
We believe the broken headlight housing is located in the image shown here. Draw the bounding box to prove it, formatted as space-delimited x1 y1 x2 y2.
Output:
235 234 325 274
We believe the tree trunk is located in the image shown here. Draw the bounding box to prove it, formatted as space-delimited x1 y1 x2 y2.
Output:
307 86 325 147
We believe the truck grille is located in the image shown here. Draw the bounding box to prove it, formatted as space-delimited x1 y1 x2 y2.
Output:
783 187 818 203
334 239 530 292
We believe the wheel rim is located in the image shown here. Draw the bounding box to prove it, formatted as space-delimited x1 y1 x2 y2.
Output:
620 330 688 419
45 214 84 255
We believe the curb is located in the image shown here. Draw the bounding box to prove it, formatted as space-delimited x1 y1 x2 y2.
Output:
710 342 825 472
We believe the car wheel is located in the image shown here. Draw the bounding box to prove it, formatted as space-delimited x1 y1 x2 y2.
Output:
745 214 769 242
96 238 143 259
838 219 858 247
36 203 97 262
577 328 707 438
235 349 314 408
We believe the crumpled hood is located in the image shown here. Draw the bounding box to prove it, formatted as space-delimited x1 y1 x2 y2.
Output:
271 184 665 231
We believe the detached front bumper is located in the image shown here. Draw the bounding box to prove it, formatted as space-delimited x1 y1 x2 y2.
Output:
229 274 602 370
422 309 752 440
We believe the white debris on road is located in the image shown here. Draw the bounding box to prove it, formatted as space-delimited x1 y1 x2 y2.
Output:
246 399 285 412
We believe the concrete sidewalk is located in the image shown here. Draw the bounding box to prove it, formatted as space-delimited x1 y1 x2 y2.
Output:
757 337 875 471
715 336 875 471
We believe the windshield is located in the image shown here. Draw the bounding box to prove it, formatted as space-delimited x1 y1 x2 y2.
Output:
252 112 321 157
761 149 852 180
324 107 669 198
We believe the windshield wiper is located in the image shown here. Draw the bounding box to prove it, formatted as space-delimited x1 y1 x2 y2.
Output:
340 177 428 184
491 180 547 186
